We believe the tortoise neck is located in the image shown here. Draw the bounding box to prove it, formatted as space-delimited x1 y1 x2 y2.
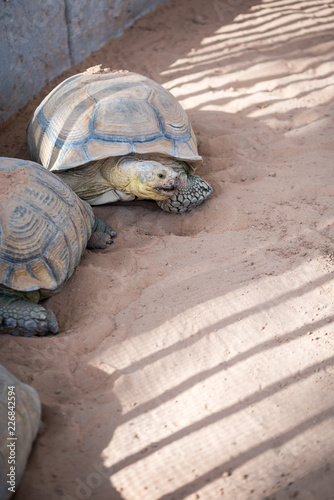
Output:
57 160 111 200
101 157 135 192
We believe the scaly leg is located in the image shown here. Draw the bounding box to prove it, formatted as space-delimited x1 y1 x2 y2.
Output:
157 174 212 213
0 293 59 337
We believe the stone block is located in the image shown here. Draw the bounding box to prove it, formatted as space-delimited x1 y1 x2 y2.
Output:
0 0 168 120
66 0 168 65
0 0 71 120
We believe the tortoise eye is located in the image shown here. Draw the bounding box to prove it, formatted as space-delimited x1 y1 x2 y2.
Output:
158 173 165 179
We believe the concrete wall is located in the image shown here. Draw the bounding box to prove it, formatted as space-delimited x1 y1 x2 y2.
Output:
0 0 168 121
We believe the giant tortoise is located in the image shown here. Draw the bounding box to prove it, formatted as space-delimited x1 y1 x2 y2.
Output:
27 68 212 213
0 157 115 336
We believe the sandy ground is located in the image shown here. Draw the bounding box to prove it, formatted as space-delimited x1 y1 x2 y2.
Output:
1 0 334 498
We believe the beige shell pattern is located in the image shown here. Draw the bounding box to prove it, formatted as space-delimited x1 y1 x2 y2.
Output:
0 365 41 496
0 158 94 293
26 71 202 172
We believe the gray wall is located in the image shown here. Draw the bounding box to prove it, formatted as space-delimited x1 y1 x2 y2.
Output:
0 0 168 121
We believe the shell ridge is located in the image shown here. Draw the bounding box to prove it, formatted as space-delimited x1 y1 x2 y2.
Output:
1 249 44 265
54 136 93 169
62 195 94 266
133 134 163 144
147 96 166 135
37 99 95 151
54 131 92 150
89 98 98 141
48 88 99 152
77 199 95 232
34 111 54 166
2 222 57 265
165 121 192 142
42 256 59 284
42 231 63 260
62 232 74 274
85 87 99 105
175 120 192 139
26 262 40 280
34 188 87 271
43 229 73 286
66 204 87 256
91 135 135 144
173 140 178 158
16 199 58 243
45 73 81 104
35 177 77 208
81 143 92 164
2 265 14 287
146 98 194 144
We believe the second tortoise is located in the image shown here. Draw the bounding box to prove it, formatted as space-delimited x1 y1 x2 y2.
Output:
27 69 212 213
0 157 115 336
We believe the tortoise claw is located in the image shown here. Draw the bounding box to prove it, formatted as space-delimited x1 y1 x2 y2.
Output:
88 217 117 249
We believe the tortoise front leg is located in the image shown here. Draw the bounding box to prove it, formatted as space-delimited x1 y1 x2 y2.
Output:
87 217 117 250
0 293 59 337
156 174 213 213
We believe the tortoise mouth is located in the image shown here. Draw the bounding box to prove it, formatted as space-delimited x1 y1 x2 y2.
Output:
154 183 179 198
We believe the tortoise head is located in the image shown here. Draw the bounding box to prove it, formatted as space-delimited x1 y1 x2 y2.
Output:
107 157 180 201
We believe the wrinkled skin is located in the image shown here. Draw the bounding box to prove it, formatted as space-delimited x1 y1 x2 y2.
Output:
106 158 180 201
57 155 212 211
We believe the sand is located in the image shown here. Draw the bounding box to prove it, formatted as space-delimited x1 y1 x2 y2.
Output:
1 0 334 498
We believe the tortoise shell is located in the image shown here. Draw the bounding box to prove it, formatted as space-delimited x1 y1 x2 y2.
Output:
0 158 94 293
26 70 202 172
0 365 41 490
